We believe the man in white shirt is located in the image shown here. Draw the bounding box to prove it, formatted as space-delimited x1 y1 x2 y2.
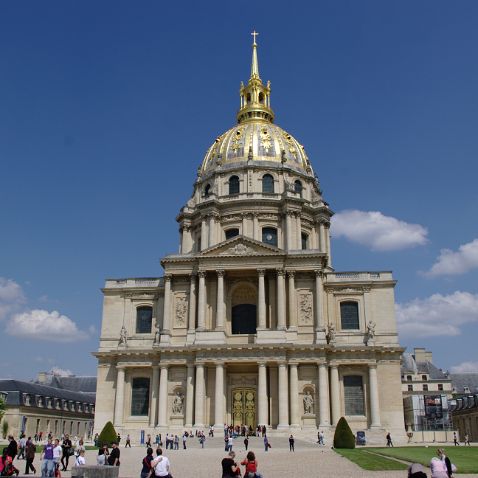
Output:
53 438 63 473
151 448 171 477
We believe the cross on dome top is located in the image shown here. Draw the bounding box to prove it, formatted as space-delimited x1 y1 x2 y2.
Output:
251 30 259 45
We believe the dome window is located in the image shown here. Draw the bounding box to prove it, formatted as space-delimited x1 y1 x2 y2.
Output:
262 227 277 247
262 174 274 193
294 180 303 197
258 92 265 103
301 232 308 250
204 184 211 197
229 176 240 195
225 228 239 240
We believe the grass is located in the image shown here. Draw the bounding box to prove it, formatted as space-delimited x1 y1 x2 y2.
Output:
372 446 478 474
334 448 407 471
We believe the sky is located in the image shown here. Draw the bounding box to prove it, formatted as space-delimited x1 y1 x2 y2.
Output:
1 1 477 380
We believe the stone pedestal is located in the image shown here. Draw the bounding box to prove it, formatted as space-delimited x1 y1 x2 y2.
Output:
194 330 226 344
302 415 317 428
71 466 119 478
170 414 184 426
256 329 286 344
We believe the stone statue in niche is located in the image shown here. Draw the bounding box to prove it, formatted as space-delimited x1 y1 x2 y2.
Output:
366 320 376 345
119 325 128 346
172 392 184 415
303 390 314 415
326 323 336 344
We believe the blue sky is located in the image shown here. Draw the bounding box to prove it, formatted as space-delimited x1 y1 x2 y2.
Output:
1 1 477 379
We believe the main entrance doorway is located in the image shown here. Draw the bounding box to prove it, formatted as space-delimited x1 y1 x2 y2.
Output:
232 388 256 428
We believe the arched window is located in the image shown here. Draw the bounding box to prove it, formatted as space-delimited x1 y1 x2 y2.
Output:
262 174 274 193
204 184 211 197
131 377 150 416
301 233 308 250
262 227 278 247
340 301 359 330
344 376 365 415
136 306 153 334
225 228 239 240
294 180 303 197
229 176 240 195
258 92 264 103
246 93 251 104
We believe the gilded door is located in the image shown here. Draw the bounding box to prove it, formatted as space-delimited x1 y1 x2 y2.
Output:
232 388 256 428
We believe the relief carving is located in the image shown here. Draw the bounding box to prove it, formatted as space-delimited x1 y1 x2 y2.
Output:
175 295 188 328
220 244 256 256
298 292 313 325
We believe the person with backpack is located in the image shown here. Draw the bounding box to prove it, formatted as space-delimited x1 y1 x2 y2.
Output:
140 447 154 478
24 438 36 475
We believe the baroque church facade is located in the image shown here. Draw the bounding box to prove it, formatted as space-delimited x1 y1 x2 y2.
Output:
94 36 405 442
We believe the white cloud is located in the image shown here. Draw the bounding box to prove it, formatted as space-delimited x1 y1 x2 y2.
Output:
331 210 428 251
49 366 73 377
0 277 25 320
8 309 88 342
426 239 478 277
396 291 478 338
450 361 478 374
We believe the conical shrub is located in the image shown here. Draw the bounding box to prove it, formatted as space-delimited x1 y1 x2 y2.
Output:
333 416 355 449
98 421 118 447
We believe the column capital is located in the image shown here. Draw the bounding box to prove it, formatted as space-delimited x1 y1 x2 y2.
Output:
189 272 197 279
160 363 169 370
286 270 296 278
329 362 339 370
288 361 299 367
198 271 207 279
257 361 267 367
116 364 127 370
368 362 378 369
164 274 172 283
195 361 206 367
217 270 225 278
152 364 160 370
215 361 225 368
257 268 266 277
276 269 286 277
277 361 288 368
314 269 324 277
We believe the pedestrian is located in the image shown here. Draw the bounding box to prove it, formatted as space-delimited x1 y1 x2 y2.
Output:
53 439 63 475
241 451 263 478
438 449 454 478
408 463 427 478
289 434 295 452
6 436 18 461
318 430 325 446
107 442 120 467
24 438 36 475
453 432 459 446
75 439 85 457
430 449 448 478
40 437 55 478
155 434 160 446
60 434 72 471
386 432 393 447
464 433 470 446
244 436 249 451
174 435 179 450
227 435 233 452
151 448 171 478
17 435 26 460
222 451 240 478
117 433 121 444
140 447 154 478
125 434 131 447
199 434 205 449
74 450 86 467
93 433 99 447
263 435 269 452
146 434 152 448
97 444 109 465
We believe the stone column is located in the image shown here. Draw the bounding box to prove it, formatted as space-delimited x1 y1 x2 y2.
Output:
214 363 224 427
315 270 326 342
257 362 268 426
319 222 326 252
158 364 169 427
369 364 381 427
287 271 296 328
276 270 286 330
296 213 302 250
201 218 208 250
289 363 299 427
330 364 340 426
149 365 160 427
197 271 206 331
253 213 259 240
241 213 247 237
216 270 225 330
318 363 330 427
181 225 192 254
194 363 205 427
188 273 197 332
185 364 195 428
257 269 266 329
114 366 125 427
286 212 293 250
208 214 215 248
326 225 332 267
162 275 172 334
278 363 289 428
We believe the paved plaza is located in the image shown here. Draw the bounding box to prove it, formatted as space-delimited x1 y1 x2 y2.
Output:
12 436 478 477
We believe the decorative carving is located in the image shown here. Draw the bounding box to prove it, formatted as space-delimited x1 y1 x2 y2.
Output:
326 323 336 344
119 325 128 346
175 295 188 327
220 244 256 255
298 292 313 325
217 270 225 278
365 320 376 345
303 390 314 415
172 392 184 415
154 317 160 345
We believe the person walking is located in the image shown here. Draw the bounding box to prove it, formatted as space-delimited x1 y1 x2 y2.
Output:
60 434 72 471
453 432 459 446
140 447 154 478
244 436 249 451
40 438 55 478
227 435 233 452
6 436 18 461
24 438 36 475
464 433 470 446
263 435 269 452
53 439 63 475
241 451 263 478
222 451 240 478
125 434 131 447
107 442 120 467
182 433 187 450
386 432 393 447
151 448 171 478
289 434 295 452
318 430 325 446
174 435 179 450
17 435 26 460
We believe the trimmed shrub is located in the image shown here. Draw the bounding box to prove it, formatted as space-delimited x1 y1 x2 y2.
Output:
333 416 355 449
98 421 118 447
1 420 8 439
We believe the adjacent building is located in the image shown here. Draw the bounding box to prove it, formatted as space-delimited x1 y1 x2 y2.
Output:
449 373 478 442
94 35 405 443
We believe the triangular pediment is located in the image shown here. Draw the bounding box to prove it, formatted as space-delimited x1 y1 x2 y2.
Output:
200 235 283 257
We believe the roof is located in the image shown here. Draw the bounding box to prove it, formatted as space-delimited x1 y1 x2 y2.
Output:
0 379 95 407
50 376 97 393
401 353 449 380
450 373 478 394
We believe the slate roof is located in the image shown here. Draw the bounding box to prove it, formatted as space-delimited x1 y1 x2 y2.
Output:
401 353 448 380
450 373 478 394
50 376 97 393
0 379 95 407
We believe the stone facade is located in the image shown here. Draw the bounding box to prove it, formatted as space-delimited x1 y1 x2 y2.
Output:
93 37 405 443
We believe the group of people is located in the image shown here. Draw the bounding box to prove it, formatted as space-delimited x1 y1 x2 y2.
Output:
408 448 455 478
222 450 263 478
0 433 87 477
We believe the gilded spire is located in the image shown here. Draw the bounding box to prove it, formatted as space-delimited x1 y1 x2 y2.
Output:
237 31 274 124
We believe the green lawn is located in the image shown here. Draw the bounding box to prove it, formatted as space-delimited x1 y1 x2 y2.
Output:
334 448 407 471
370 447 478 474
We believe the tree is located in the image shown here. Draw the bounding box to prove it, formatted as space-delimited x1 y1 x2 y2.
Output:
333 416 356 449
98 421 118 447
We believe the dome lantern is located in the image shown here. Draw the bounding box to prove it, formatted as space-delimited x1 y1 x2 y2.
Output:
237 31 274 124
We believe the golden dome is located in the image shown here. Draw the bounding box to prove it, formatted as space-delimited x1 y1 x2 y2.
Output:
200 122 314 176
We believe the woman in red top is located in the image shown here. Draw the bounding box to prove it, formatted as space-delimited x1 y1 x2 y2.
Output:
241 451 262 478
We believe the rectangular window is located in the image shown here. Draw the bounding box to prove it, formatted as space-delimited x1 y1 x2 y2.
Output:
423 384 429 391
136 307 153 334
340 302 360 330
438 384 443 391
408 385 413 391
131 377 150 416
344 375 365 415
